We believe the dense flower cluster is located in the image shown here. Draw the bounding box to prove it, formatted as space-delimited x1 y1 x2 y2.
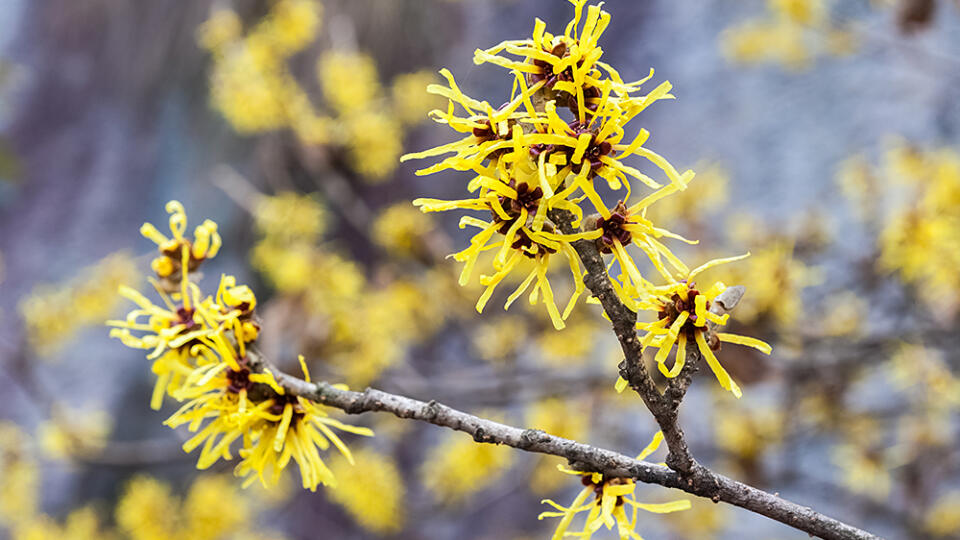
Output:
405 0 770 397
109 201 371 491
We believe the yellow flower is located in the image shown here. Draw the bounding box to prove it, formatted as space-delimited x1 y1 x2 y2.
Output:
343 110 403 181
12 508 114 540
414 178 594 330
139 200 221 284
535 319 597 366
539 432 689 539
527 399 590 494
115 474 258 540
165 337 372 491
107 273 249 409
196 9 242 52
0 422 39 528
714 405 783 463
254 191 327 243
471 315 528 363
318 51 382 115
38 404 112 460
720 0 852 70
235 386 374 491
405 0 706 331
113 201 374 493
632 256 772 398
391 70 442 125
422 417 514 504
371 202 434 256
644 162 730 229
769 0 826 25
253 0 322 55
115 476 180 540
924 492 960 537
19 251 139 356
326 448 406 534
831 443 893 500
182 475 250 539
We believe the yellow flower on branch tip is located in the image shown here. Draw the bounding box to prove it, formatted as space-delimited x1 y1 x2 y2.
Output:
633 256 772 398
139 200 221 284
539 432 689 540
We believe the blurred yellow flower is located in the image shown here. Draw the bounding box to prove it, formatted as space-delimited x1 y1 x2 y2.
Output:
535 320 597 366
115 474 275 540
115 476 181 540
0 422 39 528
391 70 442 125
721 0 854 70
527 399 590 494
19 251 138 356
254 191 327 242
344 110 403 181
326 448 406 534
371 202 434 255
924 492 960 537
318 50 382 115
39 404 112 460
422 419 514 504
471 316 527 363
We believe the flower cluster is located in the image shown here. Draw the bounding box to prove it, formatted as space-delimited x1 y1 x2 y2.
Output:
539 432 690 539
405 0 770 396
109 201 371 491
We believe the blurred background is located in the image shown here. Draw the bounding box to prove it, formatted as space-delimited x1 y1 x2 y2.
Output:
1 0 959 538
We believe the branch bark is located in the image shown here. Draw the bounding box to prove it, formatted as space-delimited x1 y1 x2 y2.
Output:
253 354 881 540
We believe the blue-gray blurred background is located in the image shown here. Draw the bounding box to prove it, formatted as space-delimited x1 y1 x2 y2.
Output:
1 1 959 539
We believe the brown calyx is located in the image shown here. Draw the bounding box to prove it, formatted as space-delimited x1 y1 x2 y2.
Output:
581 474 629 507
657 282 720 349
595 201 632 254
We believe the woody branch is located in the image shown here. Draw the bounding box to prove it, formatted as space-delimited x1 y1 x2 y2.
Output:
251 348 879 540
